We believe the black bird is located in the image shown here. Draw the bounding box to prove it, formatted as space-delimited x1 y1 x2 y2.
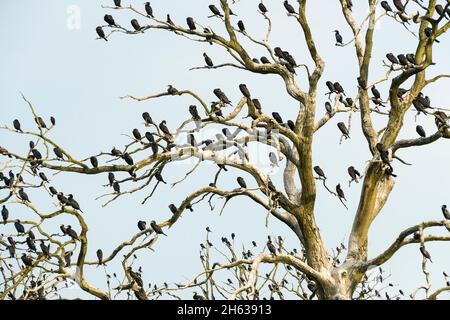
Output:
420 245 432 262
193 292 206 300
142 112 153 125
334 30 343 45
259 3 268 13
186 17 196 31
26 237 36 252
108 172 115 186
272 112 284 124
314 166 326 179
424 27 440 43
155 171 166 184
406 53 416 65
381 1 392 12
114 0 121 7
325 102 333 114
21 254 33 267
64 252 72 267
333 82 345 95
18 188 30 203
267 240 277 256
40 241 50 258
169 204 178 214
132 129 142 141
90 156 99 168
15 220 25 234
138 220 147 231
131 19 142 31
39 172 48 182
239 84 251 99
31 148 42 160
189 105 201 120
393 0 405 12
208 4 223 17
145 132 155 144
96 249 103 266
2 205 8 224
348 166 361 183
13 119 22 132
113 182 121 193
237 177 247 189
371 86 381 99
337 122 350 139
213 88 232 104
49 186 58 196
144 2 154 17
166 14 175 25
67 194 82 212
60 224 68 235
96 26 108 41
50 116 56 126
435 5 449 20
260 56 270 64
159 121 172 136
54 147 64 160
122 153 134 165
326 81 336 94
35 116 47 129
416 125 426 138
287 120 296 132
104 14 116 26
284 1 296 14
150 220 167 236
397 54 409 67
442 205 450 220
65 225 79 240
336 184 346 201
167 85 179 95
203 53 213 67
111 147 122 157
357 77 367 89
237 20 246 33
386 53 399 65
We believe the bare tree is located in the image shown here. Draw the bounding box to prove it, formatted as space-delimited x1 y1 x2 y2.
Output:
1 0 449 300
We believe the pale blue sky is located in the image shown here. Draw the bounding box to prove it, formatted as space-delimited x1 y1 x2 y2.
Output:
0 0 449 299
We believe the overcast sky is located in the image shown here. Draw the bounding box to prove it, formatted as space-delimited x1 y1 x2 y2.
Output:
0 0 449 299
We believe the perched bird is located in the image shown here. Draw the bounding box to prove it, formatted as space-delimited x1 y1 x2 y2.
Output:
337 122 350 139
239 84 251 99
90 156 99 168
166 14 174 26
65 225 79 240
26 237 36 251
442 205 450 220
15 220 25 234
31 149 42 160
213 88 232 104
406 53 416 65
386 53 399 65
336 184 346 201
258 3 268 13
132 129 142 141
114 0 121 7
334 30 343 46
193 292 206 300
237 177 247 189
96 249 103 266
127 267 143 287
137 220 147 231
284 1 296 14
150 220 167 236
416 125 426 138
435 5 449 20
40 241 50 258
381 1 393 13
314 166 326 179
111 147 122 157
122 153 134 165
131 19 142 31
144 2 154 17
108 172 115 186
260 56 270 64
67 194 82 212
167 85 179 96
325 102 333 114
272 112 284 124
39 172 49 182
208 4 223 17
393 0 405 12
21 254 34 267
348 166 361 183
189 105 201 121
333 82 345 95
13 119 22 132
357 77 367 89
49 186 58 196
169 204 178 214
267 240 277 256
397 54 409 67
159 121 172 136
104 14 116 26
113 182 121 193
203 53 213 67
2 205 8 224
371 86 381 100
96 26 108 41
54 147 64 160
237 20 246 33
142 112 153 125
420 245 432 262
287 120 296 132
145 132 155 144
35 117 47 129
186 17 196 31
18 188 30 203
